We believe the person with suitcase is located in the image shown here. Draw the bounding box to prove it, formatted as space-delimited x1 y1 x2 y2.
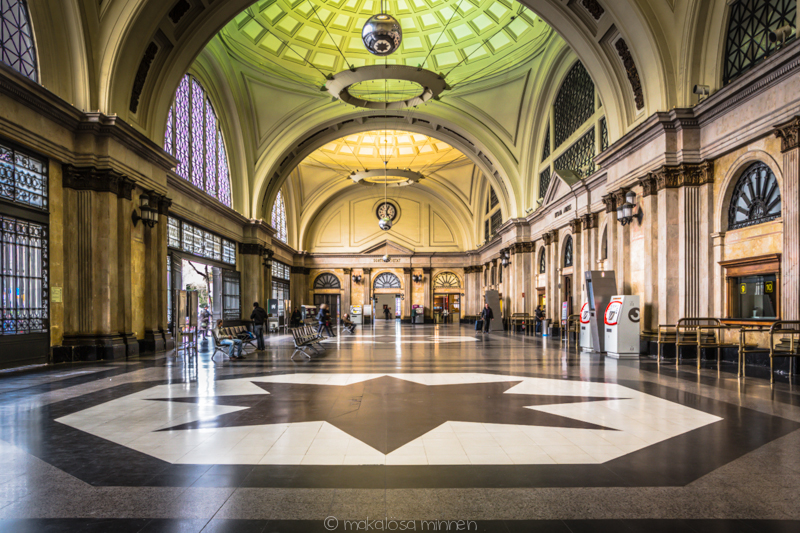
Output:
480 303 494 334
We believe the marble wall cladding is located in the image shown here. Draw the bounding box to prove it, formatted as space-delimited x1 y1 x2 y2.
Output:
351 269 366 307
131 226 146 339
412 269 425 308
723 220 783 259
629 186 646 324
49 162 65 348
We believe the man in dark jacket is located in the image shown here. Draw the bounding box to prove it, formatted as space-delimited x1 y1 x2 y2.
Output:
480 303 494 334
250 302 268 350
534 305 545 335
317 304 334 337
290 307 302 328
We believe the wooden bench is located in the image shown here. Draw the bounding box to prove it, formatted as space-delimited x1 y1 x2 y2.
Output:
290 325 326 359
768 321 800 384
509 314 532 334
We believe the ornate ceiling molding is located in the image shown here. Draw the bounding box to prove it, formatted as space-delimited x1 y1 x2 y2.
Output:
325 66 448 110
614 38 645 111
581 0 605 20
350 168 424 187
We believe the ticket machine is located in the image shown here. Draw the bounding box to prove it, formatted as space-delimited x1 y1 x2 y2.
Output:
579 301 593 352
350 305 363 325
604 295 641 359
585 271 618 353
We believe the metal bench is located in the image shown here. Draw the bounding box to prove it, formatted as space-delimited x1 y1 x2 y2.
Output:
696 323 738 371
291 326 326 359
509 314 532 334
563 314 580 350
223 325 257 352
768 321 800 384
668 318 723 366
738 324 773 378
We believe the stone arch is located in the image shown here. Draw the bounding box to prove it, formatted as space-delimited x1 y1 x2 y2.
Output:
373 272 402 291
433 272 462 290
313 272 341 290
715 150 784 234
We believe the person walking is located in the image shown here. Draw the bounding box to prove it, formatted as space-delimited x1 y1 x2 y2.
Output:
290 307 302 328
383 304 391 321
535 305 545 336
213 319 244 360
317 304 335 337
481 303 494 334
250 302 268 351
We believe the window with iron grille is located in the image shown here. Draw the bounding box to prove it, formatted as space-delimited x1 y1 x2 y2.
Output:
374 272 401 289
271 189 288 244
563 236 573 267
484 219 490 241
314 273 341 289
0 141 47 211
542 123 551 161
222 270 240 321
490 210 502 235
272 260 290 281
728 161 781 230
0 215 48 335
538 167 551 200
433 272 460 289
489 187 499 212
272 280 289 319
554 128 596 178
600 117 609 152
167 216 236 266
724 0 797 85
0 0 37 82
601 226 608 260
554 62 595 148
539 248 546 274
164 74 232 207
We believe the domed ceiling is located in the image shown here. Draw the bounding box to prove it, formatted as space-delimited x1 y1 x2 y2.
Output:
221 0 549 89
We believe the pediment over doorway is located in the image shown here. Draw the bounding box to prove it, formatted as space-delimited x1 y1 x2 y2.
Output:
541 169 582 208
359 240 415 256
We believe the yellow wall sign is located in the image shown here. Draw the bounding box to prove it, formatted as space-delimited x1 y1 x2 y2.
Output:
52 287 62 303
765 281 774 293
740 284 747 295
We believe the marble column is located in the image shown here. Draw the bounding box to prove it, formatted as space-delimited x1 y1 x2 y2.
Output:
601 195 618 281
570 218 583 312
343 268 352 315
59 166 135 361
612 189 631 295
403 267 412 321
639 176 659 334
581 213 597 301
290 266 307 308
142 193 173 354
653 167 681 324
117 190 136 356
363 268 372 322
774 117 800 321
239 244 265 321
543 230 557 321
422 267 432 322
711 233 726 318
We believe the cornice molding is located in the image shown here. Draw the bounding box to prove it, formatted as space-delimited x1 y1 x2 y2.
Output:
62 165 135 200
238 243 265 256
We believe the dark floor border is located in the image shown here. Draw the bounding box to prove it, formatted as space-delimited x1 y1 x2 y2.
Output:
1 518 799 533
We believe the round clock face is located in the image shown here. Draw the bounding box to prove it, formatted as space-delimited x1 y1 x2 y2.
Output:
376 202 398 221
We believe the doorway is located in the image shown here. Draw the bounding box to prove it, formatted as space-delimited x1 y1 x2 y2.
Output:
434 294 460 323
374 294 398 320
313 294 340 321
563 275 573 316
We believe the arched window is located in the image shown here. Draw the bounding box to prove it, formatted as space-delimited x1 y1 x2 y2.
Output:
314 273 340 289
554 61 594 148
563 236 573 267
728 161 781 230
539 248 546 274
724 0 797 85
374 272 401 289
433 272 460 289
164 74 232 207
1 0 37 82
271 189 287 243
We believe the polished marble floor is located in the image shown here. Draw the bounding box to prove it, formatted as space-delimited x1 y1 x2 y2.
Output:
1 322 800 532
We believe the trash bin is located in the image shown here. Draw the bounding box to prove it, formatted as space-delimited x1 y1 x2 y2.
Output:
542 319 550 336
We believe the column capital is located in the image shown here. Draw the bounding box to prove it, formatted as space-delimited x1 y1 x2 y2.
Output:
639 174 657 197
238 243 265 255
403 267 412 274
569 218 582 235
63 164 136 200
581 212 598 230
601 194 616 213
343 268 352 274
363 267 372 274
651 161 714 191
774 116 800 152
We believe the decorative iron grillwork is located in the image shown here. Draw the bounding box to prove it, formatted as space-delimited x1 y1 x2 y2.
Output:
271 189 288 243
0 0 37 81
167 217 236 265
484 219 490 241
314 273 341 289
488 187 499 212
724 0 797 85
542 123 551 161
553 62 595 148
373 272 401 289
0 142 47 211
0 215 48 335
600 117 609 151
728 161 781 230
539 248 546 273
272 260 290 281
490 210 503 235
164 74 233 207
433 272 460 289
563 235 573 267
554 128 596 178
538 166 551 200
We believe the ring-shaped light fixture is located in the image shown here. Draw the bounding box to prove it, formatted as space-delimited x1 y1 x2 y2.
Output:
350 169 423 187
325 65 449 110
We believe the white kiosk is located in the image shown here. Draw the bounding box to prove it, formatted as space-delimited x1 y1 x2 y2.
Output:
350 305 363 325
579 301 593 352
603 295 641 359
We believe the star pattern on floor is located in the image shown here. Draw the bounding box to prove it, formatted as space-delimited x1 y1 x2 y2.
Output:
151 376 624 454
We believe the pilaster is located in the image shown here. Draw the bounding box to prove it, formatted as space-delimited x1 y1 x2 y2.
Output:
403 267 412 320
239 243 265 321
639 175 659 333
343 268 352 315
774 117 800 320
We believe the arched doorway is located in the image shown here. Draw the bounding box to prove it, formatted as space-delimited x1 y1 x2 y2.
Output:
313 273 342 320
373 273 402 321
433 272 462 324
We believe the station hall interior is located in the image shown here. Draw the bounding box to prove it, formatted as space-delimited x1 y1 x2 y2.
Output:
2 0 800 531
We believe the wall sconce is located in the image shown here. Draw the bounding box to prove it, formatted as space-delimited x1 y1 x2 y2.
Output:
501 249 510 267
262 250 274 269
617 190 641 226
352 274 362 283
132 193 158 228
412 274 422 283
